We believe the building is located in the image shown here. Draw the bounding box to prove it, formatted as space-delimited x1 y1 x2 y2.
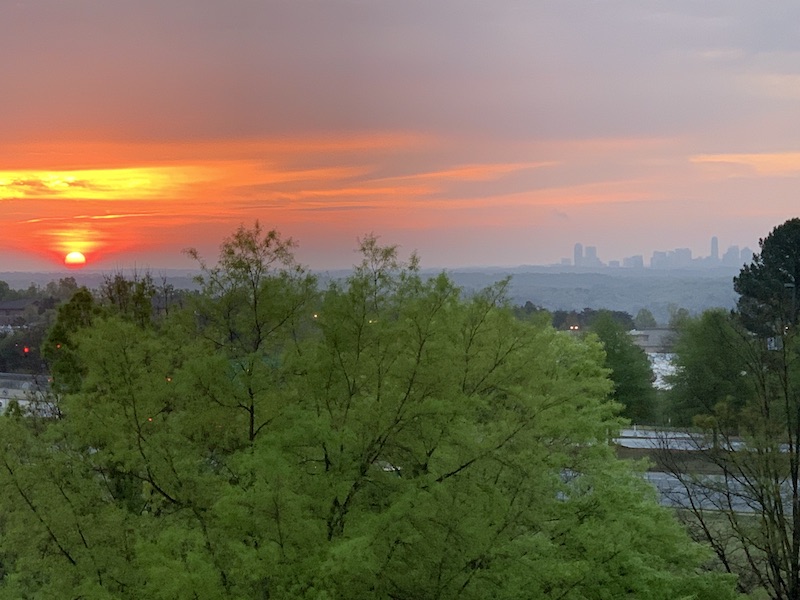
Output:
0 373 52 416
583 246 603 267
623 255 644 269
722 245 741 267
573 243 583 267
0 299 38 326
629 328 677 354
650 250 668 268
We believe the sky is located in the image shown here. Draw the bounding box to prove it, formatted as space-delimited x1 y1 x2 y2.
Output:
2 1 800 272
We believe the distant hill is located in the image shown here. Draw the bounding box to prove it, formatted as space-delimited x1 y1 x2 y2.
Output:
0 266 739 326
440 268 739 326
0 270 202 293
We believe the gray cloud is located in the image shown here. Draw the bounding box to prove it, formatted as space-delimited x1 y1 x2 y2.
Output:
4 0 799 145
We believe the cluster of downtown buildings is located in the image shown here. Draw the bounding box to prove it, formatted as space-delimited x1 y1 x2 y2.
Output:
568 236 754 270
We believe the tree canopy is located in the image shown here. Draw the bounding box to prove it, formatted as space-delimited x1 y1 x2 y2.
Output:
0 226 737 599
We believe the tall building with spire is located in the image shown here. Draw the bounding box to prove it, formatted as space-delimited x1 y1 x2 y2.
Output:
711 236 719 263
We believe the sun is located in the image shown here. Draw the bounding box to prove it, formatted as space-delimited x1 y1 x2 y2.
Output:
64 251 87 268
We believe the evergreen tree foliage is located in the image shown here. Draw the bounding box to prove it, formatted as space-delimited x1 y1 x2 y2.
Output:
734 217 800 336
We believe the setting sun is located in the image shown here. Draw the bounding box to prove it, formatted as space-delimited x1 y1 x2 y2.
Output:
64 251 87 268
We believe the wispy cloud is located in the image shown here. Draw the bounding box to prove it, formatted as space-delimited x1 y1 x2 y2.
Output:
369 161 558 184
23 212 161 224
691 152 800 176
0 167 211 200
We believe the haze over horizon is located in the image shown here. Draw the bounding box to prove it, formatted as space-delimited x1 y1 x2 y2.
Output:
2 2 797 272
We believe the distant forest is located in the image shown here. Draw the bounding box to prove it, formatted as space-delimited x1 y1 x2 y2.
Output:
440 269 737 325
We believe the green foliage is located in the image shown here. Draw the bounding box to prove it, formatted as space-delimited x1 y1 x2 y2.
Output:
0 226 738 599
0 277 79 305
43 287 100 394
589 310 656 424
185 221 318 443
655 220 800 599
667 309 756 428
668 304 692 329
513 299 550 322
734 217 800 335
99 271 157 328
634 307 658 329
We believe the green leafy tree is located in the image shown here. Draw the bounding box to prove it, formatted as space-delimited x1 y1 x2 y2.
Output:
667 309 755 428
658 323 800 598
99 271 157 328
43 287 100 394
185 221 318 444
634 307 658 329
44 277 79 302
668 304 692 329
589 310 656 424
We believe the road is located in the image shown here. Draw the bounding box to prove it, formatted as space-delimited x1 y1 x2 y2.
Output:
643 471 769 513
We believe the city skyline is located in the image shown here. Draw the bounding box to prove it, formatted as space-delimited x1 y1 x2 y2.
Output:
569 236 755 270
3 2 800 272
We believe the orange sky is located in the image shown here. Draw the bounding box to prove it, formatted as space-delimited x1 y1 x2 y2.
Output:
2 2 800 272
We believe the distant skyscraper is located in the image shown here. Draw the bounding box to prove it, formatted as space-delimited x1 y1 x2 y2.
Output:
674 248 692 267
651 250 668 268
574 243 583 267
623 255 644 268
711 236 719 262
722 245 740 267
584 246 603 267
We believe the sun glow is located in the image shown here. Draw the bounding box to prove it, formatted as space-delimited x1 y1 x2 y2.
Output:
64 251 87 268
0 166 211 200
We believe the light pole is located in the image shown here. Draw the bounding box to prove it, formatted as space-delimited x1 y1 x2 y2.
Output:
785 281 796 330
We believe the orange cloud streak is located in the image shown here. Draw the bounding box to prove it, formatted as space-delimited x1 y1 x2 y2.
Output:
4 133 666 269
691 152 800 176
0 167 211 201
